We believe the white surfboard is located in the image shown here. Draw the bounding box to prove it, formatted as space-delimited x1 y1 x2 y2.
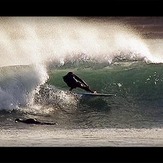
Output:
76 92 116 97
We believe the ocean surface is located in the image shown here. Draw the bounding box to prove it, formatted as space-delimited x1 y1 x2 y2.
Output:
0 17 163 147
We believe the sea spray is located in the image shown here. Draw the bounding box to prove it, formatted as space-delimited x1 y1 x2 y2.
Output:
0 65 48 110
0 17 158 67
0 17 162 111
0 17 49 110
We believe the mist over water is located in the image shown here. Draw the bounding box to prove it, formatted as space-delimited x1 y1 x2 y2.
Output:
0 17 162 111
0 17 160 67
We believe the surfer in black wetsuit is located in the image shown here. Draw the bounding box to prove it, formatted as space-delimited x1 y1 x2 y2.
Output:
63 72 96 93
15 118 56 125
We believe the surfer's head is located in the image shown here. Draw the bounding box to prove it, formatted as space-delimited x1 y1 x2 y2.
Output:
67 72 73 75
15 118 22 122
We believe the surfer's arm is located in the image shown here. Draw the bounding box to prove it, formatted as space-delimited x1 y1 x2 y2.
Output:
74 75 89 87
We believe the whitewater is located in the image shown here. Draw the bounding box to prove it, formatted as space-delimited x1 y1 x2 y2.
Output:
0 17 162 147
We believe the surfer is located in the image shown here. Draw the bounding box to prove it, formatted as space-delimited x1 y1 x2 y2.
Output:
15 118 56 125
63 72 96 93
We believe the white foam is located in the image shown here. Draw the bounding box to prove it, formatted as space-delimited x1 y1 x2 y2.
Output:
0 65 48 110
0 127 162 146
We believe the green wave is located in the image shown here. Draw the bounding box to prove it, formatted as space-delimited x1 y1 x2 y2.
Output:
47 62 163 102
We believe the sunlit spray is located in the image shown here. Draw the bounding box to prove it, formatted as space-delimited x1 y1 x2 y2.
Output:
0 17 159 67
0 17 161 111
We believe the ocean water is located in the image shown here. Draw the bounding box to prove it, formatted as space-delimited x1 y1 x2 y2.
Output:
0 17 163 147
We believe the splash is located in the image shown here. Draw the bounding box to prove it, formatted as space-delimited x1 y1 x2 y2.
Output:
17 84 79 115
0 65 48 110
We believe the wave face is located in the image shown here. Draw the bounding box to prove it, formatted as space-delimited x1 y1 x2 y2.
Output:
46 62 163 128
49 62 163 102
1 61 163 129
0 17 163 129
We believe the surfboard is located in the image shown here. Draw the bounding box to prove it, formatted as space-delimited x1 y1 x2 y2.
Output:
76 92 115 97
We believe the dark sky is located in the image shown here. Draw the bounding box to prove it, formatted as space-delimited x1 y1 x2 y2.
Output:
80 17 163 39
111 17 163 39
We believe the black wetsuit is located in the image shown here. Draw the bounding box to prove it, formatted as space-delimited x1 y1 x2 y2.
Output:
15 118 56 125
63 72 83 88
63 72 95 93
